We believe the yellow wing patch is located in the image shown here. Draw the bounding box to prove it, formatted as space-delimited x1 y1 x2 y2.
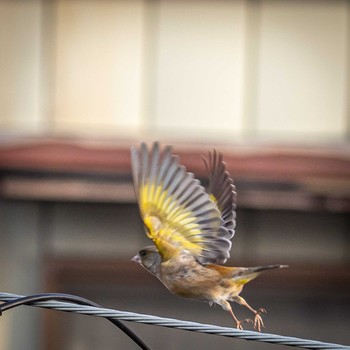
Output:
140 182 203 260
209 193 218 207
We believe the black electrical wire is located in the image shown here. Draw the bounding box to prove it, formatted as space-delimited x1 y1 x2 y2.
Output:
0 292 150 350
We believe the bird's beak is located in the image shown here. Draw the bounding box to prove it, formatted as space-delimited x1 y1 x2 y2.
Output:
131 254 141 264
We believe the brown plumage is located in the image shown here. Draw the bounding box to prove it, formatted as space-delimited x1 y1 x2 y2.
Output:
131 142 287 331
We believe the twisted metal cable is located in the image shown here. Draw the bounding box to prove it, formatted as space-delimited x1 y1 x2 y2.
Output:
0 292 150 350
0 292 349 350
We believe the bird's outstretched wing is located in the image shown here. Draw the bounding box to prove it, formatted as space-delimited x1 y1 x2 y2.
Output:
203 150 236 238
131 142 233 263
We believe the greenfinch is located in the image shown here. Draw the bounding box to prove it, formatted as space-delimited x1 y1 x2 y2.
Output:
131 142 287 331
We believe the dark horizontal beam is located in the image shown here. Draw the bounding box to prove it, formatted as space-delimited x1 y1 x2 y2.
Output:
0 137 349 211
0 138 349 179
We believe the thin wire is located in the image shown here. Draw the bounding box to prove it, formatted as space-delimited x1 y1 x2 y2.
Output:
0 292 349 350
0 292 150 350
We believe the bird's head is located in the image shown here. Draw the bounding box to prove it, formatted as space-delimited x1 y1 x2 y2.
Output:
131 246 161 277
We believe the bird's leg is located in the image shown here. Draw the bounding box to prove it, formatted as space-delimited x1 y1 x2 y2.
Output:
233 296 266 332
221 300 249 330
228 306 244 330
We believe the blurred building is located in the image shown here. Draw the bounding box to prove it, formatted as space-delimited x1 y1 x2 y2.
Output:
0 0 349 349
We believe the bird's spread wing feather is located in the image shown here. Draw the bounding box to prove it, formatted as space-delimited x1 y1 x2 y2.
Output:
131 142 233 263
203 150 236 238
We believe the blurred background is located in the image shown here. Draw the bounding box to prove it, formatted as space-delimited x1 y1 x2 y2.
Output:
0 0 349 349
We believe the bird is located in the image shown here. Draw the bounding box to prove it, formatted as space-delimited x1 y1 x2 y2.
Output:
131 142 287 331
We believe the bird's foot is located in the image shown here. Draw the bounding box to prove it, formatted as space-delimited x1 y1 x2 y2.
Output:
236 318 253 330
235 321 244 330
253 308 266 332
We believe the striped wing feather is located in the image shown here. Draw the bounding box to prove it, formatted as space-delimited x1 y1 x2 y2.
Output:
131 142 233 263
203 150 236 239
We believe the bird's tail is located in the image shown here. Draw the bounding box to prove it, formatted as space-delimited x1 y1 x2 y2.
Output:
232 264 288 285
249 264 288 273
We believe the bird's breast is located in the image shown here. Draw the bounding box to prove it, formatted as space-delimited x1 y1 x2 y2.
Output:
158 256 241 302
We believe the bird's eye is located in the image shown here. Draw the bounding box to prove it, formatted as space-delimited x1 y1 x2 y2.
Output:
139 250 147 257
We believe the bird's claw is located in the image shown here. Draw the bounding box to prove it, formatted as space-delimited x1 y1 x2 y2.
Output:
236 321 244 330
254 308 266 332
235 318 253 330
243 318 254 325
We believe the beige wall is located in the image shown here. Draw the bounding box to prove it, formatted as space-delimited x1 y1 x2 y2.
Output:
0 0 349 141
256 1 349 140
153 0 246 138
0 0 42 133
54 0 145 135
